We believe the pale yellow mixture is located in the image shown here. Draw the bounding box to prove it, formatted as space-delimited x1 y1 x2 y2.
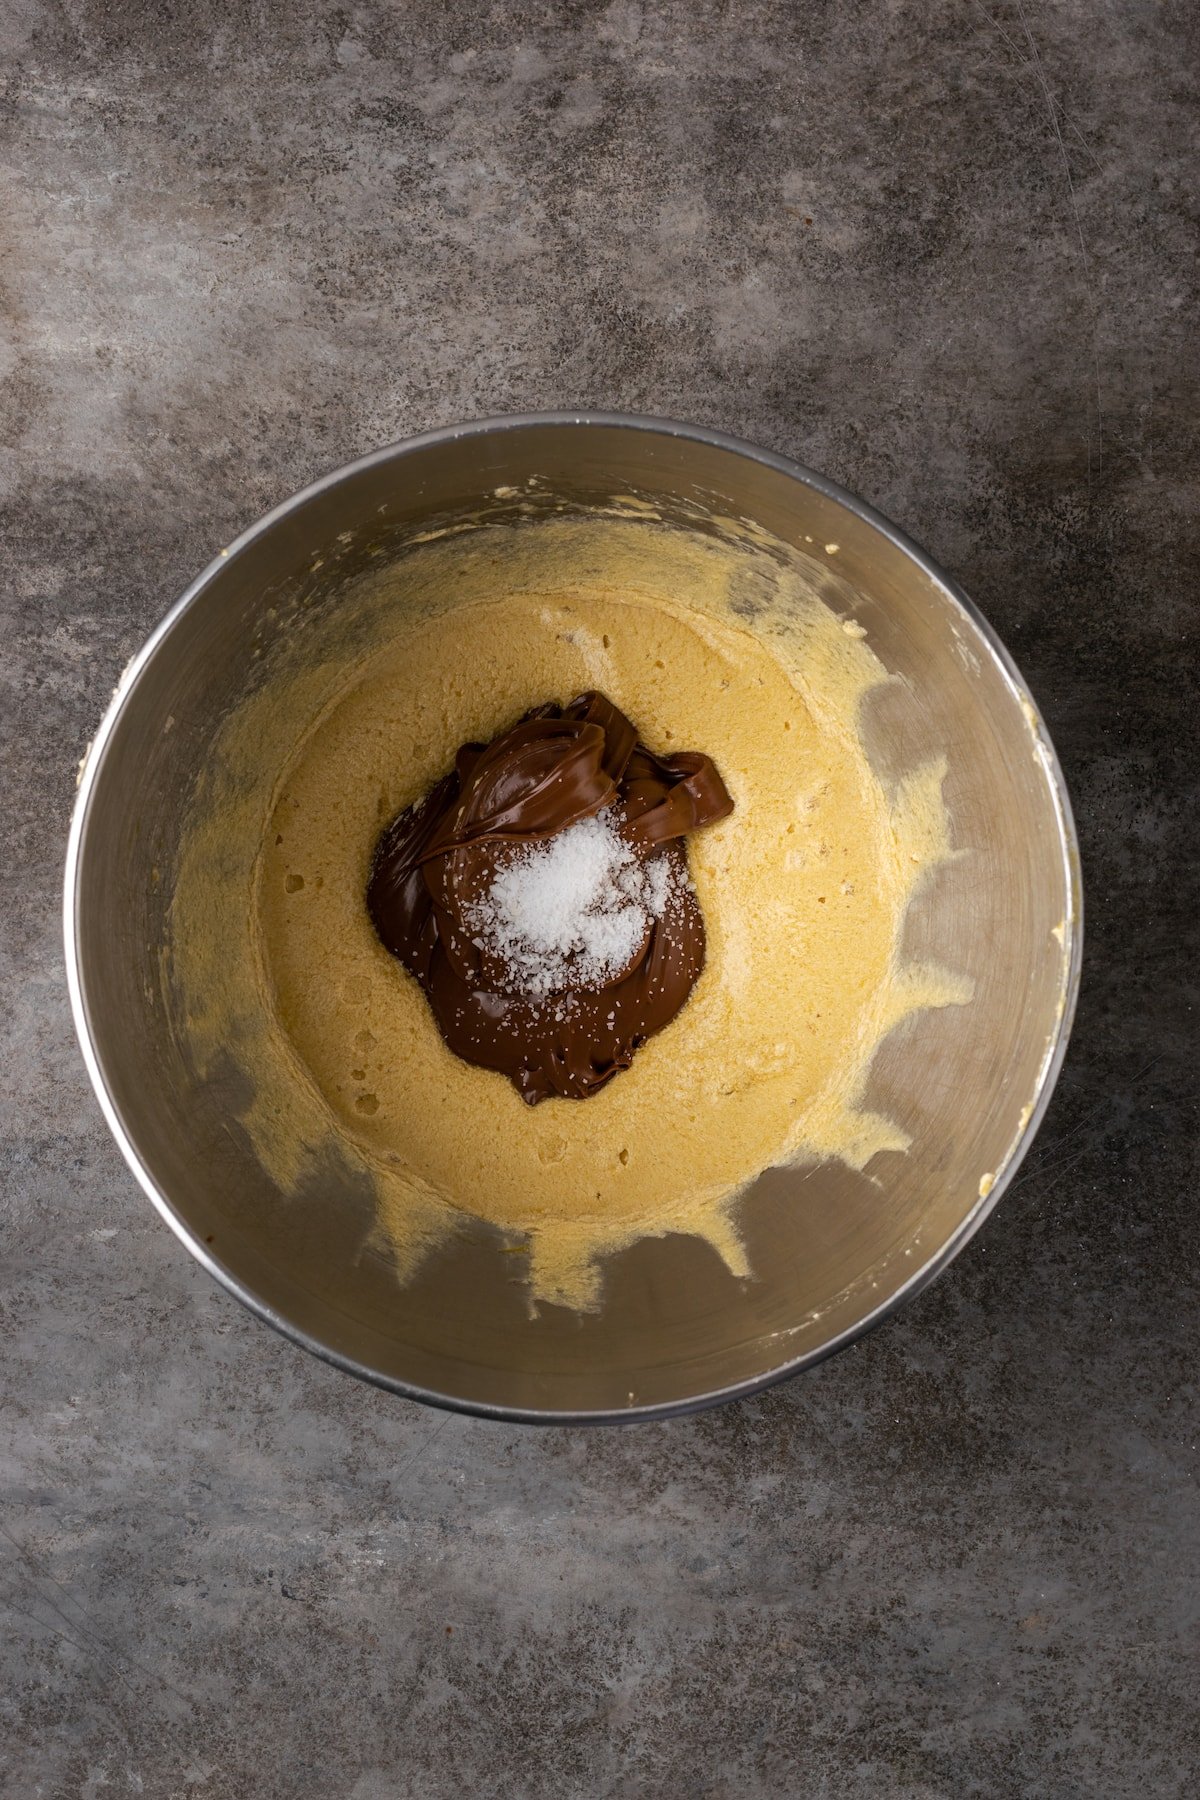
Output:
169 515 970 1310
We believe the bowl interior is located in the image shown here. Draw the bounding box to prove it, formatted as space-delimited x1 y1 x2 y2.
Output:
69 421 1078 1418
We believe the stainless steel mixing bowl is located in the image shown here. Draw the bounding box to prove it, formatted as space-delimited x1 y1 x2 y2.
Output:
65 415 1081 1421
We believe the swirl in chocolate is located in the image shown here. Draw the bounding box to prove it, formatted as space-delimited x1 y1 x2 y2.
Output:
367 693 734 1103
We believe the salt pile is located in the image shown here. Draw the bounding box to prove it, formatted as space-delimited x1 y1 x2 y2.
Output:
466 808 676 1000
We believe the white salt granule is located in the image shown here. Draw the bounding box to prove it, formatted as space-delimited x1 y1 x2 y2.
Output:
466 808 678 1000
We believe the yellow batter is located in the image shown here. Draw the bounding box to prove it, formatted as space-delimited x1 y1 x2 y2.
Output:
169 514 970 1310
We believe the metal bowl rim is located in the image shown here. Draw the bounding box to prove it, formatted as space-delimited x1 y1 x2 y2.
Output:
63 410 1084 1425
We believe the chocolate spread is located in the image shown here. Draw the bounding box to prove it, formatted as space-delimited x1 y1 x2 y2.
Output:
367 692 733 1103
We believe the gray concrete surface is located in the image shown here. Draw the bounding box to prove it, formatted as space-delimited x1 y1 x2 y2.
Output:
2 1 1197 1795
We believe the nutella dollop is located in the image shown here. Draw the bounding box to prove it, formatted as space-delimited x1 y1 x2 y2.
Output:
367 692 733 1103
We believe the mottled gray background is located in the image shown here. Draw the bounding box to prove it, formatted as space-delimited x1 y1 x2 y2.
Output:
2 1 1197 1795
